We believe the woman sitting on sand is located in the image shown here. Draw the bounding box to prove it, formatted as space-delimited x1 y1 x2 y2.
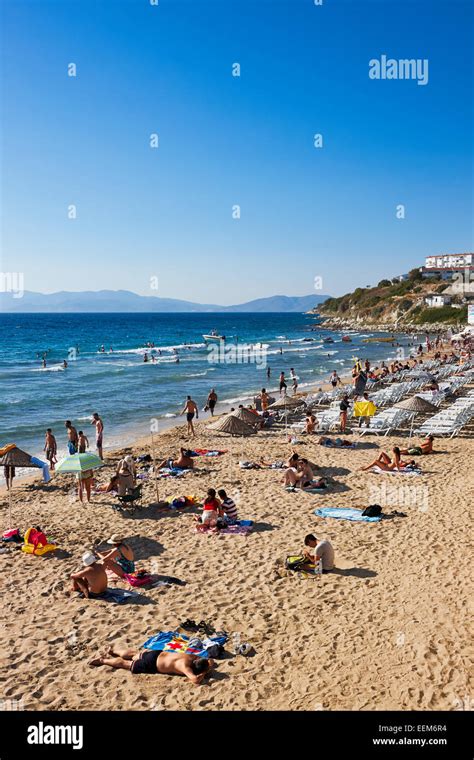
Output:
198 488 222 526
400 435 434 456
96 534 135 578
361 446 419 472
115 456 136 496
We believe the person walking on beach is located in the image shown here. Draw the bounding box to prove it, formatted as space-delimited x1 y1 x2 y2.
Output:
91 413 104 459
290 368 298 394
181 395 199 437
44 428 57 471
329 370 341 389
279 372 287 396
3 465 15 490
65 421 79 454
207 389 218 417
78 431 89 453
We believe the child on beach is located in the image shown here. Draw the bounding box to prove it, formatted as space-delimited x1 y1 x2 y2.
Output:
78 431 89 453
199 488 221 526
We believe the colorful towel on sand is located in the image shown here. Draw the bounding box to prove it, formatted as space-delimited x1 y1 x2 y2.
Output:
319 439 357 449
195 520 253 535
371 466 421 476
78 587 141 603
190 449 228 457
157 467 189 478
142 631 227 656
314 507 382 523
124 573 186 588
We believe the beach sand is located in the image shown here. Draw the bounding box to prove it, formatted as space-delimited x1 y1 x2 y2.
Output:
1 401 473 712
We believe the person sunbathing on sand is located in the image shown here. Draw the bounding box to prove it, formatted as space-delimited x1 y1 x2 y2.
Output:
156 448 194 470
95 474 120 493
400 435 434 456
89 647 214 685
70 552 107 598
361 446 418 472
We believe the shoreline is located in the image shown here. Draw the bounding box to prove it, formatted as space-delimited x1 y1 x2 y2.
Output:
1 332 455 496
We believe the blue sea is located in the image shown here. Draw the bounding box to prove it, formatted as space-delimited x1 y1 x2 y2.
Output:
0 312 410 461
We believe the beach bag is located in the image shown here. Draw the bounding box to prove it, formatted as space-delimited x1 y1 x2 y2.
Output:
285 555 309 571
362 504 382 518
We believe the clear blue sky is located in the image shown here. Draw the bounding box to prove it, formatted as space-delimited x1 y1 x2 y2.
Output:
1 0 473 303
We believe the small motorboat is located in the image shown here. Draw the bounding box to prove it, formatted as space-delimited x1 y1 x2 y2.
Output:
323 337 334 344
341 335 352 342
203 332 225 342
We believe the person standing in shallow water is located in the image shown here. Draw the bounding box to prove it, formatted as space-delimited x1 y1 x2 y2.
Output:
92 413 104 459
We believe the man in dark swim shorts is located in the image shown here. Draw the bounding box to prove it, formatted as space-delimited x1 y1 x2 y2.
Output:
181 396 199 437
89 646 213 685
207 388 218 416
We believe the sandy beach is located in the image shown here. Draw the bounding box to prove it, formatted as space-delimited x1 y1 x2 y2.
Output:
1 376 473 712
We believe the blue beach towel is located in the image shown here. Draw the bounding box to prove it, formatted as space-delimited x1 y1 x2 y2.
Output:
77 587 140 603
142 631 227 657
314 507 382 523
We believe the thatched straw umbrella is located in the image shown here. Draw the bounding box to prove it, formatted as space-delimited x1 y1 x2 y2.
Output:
207 415 255 437
394 395 438 437
0 445 42 525
231 408 261 427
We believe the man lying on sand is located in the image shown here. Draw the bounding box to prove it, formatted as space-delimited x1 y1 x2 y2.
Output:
90 647 214 685
400 435 434 456
157 448 194 470
70 552 107 597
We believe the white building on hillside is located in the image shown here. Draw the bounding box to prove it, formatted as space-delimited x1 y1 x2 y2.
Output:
424 295 452 308
425 253 473 269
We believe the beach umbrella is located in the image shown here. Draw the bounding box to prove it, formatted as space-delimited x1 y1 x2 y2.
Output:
55 452 104 473
394 395 438 437
207 415 255 436
0 444 42 526
268 395 305 410
0 444 42 469
231 408 261 426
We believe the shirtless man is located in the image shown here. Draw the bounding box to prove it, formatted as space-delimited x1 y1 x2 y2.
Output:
207 389 218 416
65 420 79 454
181 396 199 437
157 448 194 470
89 648 214 685
91 412 104 459
70 552 107 598
44 428 57 470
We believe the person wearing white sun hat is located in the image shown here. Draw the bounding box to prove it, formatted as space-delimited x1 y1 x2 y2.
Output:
70 551 107 598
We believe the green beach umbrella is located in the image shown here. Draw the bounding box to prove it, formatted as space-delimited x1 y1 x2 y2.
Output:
55 453 104 473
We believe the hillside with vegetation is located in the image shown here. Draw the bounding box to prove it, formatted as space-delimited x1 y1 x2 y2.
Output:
315 269 468 329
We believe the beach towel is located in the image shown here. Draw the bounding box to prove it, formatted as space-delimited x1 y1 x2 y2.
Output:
30 456 51 483
353 401 377 418
319 439 357 449
157 467 189 478
314 507 382 523
371 466 422 476
142 631 227 657
286 481 328 494
191 449 227 457
78 587 141 603
195 519 253 535
124 572 186 588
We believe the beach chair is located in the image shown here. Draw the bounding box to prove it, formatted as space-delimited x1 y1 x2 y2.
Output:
114 484 143 512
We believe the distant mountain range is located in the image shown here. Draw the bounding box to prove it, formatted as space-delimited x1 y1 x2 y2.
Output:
0 290 330 314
